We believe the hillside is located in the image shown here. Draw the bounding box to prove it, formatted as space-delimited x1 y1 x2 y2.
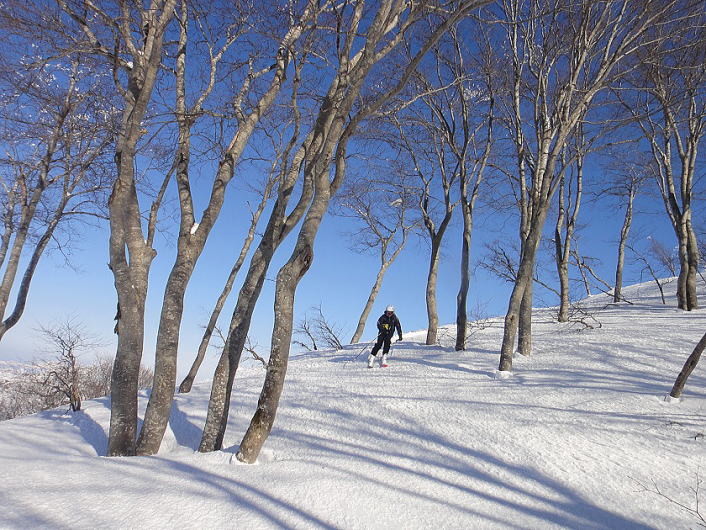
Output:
1 280 705 529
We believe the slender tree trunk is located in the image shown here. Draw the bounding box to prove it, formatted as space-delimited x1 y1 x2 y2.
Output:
351 262 389 344
670 330 706 399
179 179 270 393
455 201 472 351
236 129 341 461
425 236 443 345
499 214 545 371
518 274 533 356
614 187 635 303
554 175 568 322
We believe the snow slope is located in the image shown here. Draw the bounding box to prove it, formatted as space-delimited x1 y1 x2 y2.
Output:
1 280 705 529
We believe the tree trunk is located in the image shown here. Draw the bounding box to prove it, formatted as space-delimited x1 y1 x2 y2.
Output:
199 168 313 452
0 196 66 340
614 187 634 303
455 200 472 351
350 263 388 344
518 274 533 356
236 134 339 461
554 175 569 322
670 330 706 399
499 215 545 371
425 236 442 345
198 245 274 452
106 4 175 454
685 219 700 310
236 239 314 463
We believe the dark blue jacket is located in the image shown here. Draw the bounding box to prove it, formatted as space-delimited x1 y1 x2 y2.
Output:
377 312 402 340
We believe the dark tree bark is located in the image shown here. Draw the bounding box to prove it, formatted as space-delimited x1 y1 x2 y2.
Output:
670 331 706 399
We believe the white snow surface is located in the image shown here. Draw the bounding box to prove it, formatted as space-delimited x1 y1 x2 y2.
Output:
2 280 705 529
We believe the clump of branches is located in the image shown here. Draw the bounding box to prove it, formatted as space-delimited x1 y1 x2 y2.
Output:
1 353 153 421
627 237 677 305
565 303 602 331
293 304 346 352
0 320 153 420
632 474 705 528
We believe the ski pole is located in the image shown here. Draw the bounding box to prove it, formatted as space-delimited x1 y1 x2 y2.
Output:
344 337 377 367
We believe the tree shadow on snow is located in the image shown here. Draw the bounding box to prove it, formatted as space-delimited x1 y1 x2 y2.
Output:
276 403 650 529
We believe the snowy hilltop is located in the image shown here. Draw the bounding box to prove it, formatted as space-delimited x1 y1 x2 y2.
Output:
1 279 705 529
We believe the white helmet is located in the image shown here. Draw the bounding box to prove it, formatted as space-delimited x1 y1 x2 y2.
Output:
385 305 395 312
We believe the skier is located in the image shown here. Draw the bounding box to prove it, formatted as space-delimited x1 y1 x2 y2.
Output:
368 305 403 368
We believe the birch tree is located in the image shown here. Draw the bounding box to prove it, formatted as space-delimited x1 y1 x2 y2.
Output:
132 0 328 456
495 0 686 372
599 151 648 303
234 0 490 464
337 175 415 345
620 21 706 311
393 109 458 346
0 7 114 343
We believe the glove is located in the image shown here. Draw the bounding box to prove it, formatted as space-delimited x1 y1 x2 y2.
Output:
383 324 390 330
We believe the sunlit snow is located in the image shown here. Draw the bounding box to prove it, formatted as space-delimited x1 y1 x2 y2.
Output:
1 279 704 528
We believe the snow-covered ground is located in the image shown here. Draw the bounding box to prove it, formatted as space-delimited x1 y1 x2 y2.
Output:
1 280 705 529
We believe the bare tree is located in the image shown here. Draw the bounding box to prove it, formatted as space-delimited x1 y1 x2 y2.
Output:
32 319 103 412
293 313 318 352
619 19 706 311
401 24 495 351
553 134 584 322
335 174 415 344
0 8 114 342
494 0 687 372
627 239 671 304
294 304 345 351
393 109 458 346
234 0 490 465
53 0 330 456
598 154 647 303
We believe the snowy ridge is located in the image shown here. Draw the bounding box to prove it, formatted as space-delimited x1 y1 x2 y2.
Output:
1 279 705 529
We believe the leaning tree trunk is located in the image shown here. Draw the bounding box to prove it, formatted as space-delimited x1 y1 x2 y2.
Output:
199 168 313 452
499 212 546 371
670 330 706 399
236 161 334 463
0 195 66 341
350 258 393 344
236 238 314 464
198 243 276 452
614 187 634 303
